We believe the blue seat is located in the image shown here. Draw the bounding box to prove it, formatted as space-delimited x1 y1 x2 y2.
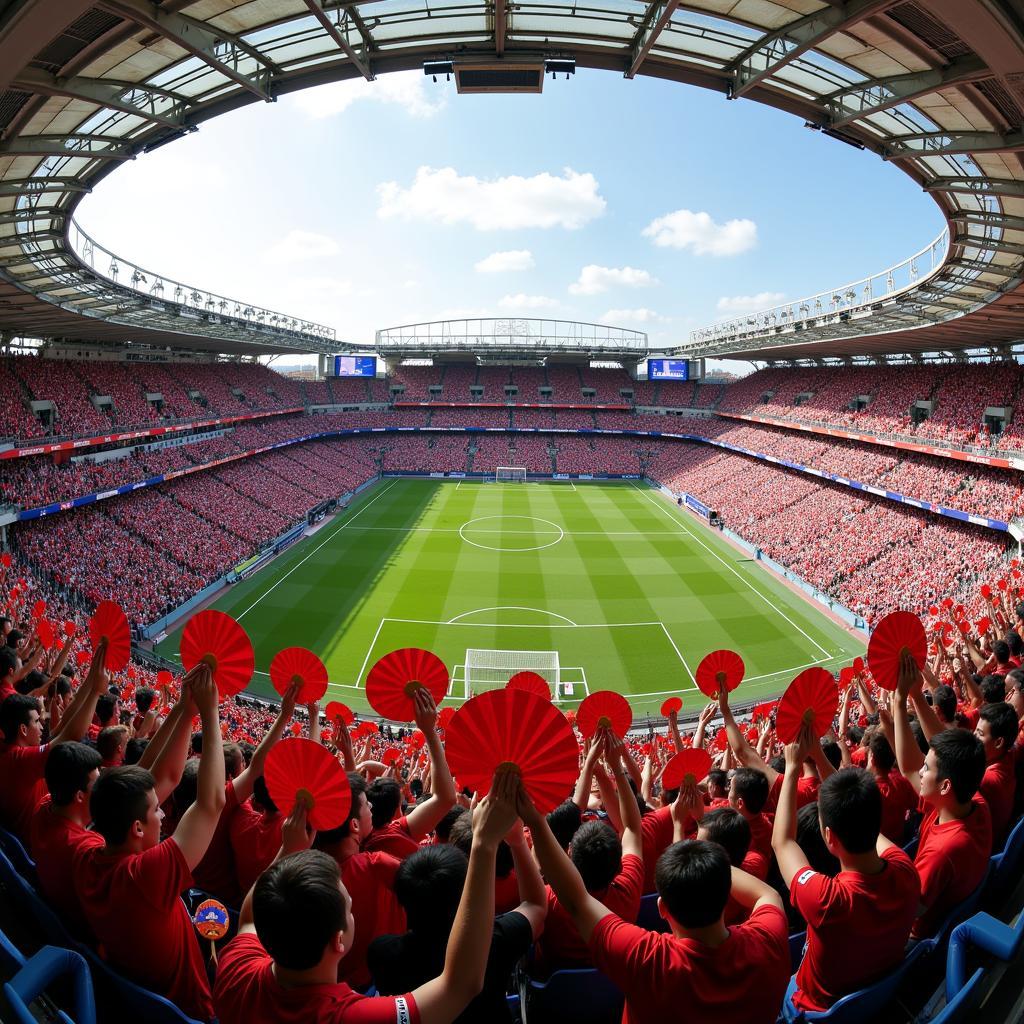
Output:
0 825 37 883
0 847 78 950
780 938 928 1023
0 921 27 971
520 968 624 1024
925 969 986 1024
916 865 992 957
3 946 95 1024
788 931 806 973
985 815 1024 905
636 892 667 933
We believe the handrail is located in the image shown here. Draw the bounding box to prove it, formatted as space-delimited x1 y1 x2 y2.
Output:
688 229 951 349
67 220 336 343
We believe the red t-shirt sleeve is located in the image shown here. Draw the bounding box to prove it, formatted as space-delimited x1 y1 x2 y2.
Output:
615 853 644 902
588 912 663 990
369 851 402 889
133 838 193 910
789 867 834 929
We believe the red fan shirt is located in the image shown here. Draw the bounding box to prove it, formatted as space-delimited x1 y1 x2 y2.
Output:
723 852 769 926
639 806 673 892
75 837 214 1022
875 771 918 844
214 933 419 1024
0 743 49 840
364 815 421 860
766 773 819 813
789 846 920 1011
851 747 868 768
588 905 789 1024
913 795 992 938
495 869 520 914
29 795 104 939
746 813 774 861
192 780 242 906
230 804 283 896
980 752 1016 847
535 853 644 973
337 850 407 990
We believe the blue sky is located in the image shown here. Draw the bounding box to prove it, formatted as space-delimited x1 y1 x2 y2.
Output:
76 67 944 366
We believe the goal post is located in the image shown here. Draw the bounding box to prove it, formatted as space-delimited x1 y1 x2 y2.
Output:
496 466 527 483
464 648 560 696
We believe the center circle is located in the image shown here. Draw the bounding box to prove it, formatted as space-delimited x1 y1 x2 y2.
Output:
459 515 565 553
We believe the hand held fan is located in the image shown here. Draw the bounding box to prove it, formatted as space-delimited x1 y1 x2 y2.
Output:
180 610 254 701
695 650 745 699
270 647 328 703
365 648 449 721
264 737 351 831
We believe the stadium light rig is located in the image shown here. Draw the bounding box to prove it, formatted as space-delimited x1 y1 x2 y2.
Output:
422 55 574 93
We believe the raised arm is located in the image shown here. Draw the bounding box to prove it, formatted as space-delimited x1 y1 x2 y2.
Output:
720 690 778 787
149 674 200 803
666 708 684 754
607 732 643 861
232 682 299 804
573 732 604 812
404 688 455 839
507 819 547 939
892 651 924 790
50 641 108 744
771 725 812 884
306 700 321 744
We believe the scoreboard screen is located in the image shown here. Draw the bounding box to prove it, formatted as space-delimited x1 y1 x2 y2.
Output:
333 355 377 377
647 358 689 381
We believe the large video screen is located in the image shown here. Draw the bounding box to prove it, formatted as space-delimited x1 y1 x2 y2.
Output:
333 355 377 378
647 358 689 381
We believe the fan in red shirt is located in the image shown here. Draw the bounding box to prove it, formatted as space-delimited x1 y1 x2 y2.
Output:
726 767 773 860
773 723 920 1012
75 664 226 1022
973 702 1018 846
520 775 790 1024
867 732 918 844
0 642 110 840
363 691 457 859
696 807 766 925
213 767 522 1024
891 650 991 939
534 729 645 974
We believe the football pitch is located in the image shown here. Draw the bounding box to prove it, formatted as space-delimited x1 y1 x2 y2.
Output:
154 478 865 721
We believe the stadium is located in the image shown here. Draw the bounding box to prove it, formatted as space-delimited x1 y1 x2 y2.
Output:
3 1 1024 1022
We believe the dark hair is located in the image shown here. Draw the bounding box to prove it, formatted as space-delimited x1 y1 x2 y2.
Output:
868 731 896 773
980 675 1006 705
135 687 156 714
0 693 40 742
90 766 156 844
931 729 986 803
571 820 622 892
1008 668 1024 694
655 840 731 928
818 768 881 854
97 725 127 761
0 645 19 678
821 740 842 770
434 804 467 843
698 807 750 867
394 844 468 935
707 769 729 795
547 801 583 851
95 694 118 726
316 772 368 844
16 669 46 696
979 702 1019 752
731 767 769 814
992 641 1011 665
45 741 102 806
932 685 957 722
223 743 244 778
367 778 402 830
253 850 346 970
846 725 865 747
124 738 148 765
797 802 840 876
252 774 279 815
238 741 255 766
909 718 929 755
449 811 513 878
1006 632 1024 659
172 758 200 818
769 755 785 774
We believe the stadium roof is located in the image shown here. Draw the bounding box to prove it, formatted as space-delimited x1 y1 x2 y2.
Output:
0 2 1023 361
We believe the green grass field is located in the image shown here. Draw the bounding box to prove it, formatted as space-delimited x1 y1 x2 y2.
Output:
154 478 865 720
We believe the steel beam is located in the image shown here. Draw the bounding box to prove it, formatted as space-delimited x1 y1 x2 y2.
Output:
0 208 64 227
884 130 1024 159
728 0 897 100
955 236 1024 256
0 178 92 198
948 211 1024 232
626 0 680 79
826 56 989 128
96 0 277 102
301 0 373 80
495 0 507 56
924 176 1024 198
0 135 135 160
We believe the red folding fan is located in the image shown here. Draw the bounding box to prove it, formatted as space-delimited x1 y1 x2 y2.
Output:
695 650 745 699
776 668 839 744
325 701 354 727
444 688 579 814
156 669 173 690
31 600 46 619
438 706 456 731
506 672 551 702
365 648 449 721
980 585 992 599
382 747 402 766
928 604 939 617
36 619 55 650
75 649 91 668
942 597 954 609
867 611 927 692
0 553 10 568
838 666 854 686
660 697 682 717
270 647 328 703
852 656 864 674
264 738 350 831
576 690 633 739
957 620 972 636
661 748 712 791
976 616 992 635
180 610 254 701
63 620 76 639
998 578 1009 592
89 601 131 673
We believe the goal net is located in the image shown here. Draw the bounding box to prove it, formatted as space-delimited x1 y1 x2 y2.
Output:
496 466 527 483
464 648 560 696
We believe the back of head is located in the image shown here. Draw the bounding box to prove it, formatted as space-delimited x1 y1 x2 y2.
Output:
570 821 623 892
797 802 840 876
933 685 957 722
993 640 1011 665
135 687 156 714
547 800 583 851
818 768 881 854
252 774 279 815
394 844 468 935
367 777 402 830
315 772 367 844
172 758 200 818
732 767 769 814
223 743 244 778
931 729 986 803
698 807 750 867
868 731 896 773
0 693 39 743
254 850 346 970
655 840 731 928
434 804 467 843
90 765 156 844
707 769 729 797
45 742 101 807
1006 632 1024 659
16 669 46 696
124 738 148 765
980 675 1007 705
449 810 513 878
97 725 127 761
95 694 117 725
979 702 1019 753
0 646 17 684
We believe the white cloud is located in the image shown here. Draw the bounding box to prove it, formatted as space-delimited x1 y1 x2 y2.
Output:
601 307 667 324
568 265 657 296
475 249 535 273
263 230 340 265
293 71 446 120
498 293 558 309
642 209 757 256
377 167 605 230
716 291 786 314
